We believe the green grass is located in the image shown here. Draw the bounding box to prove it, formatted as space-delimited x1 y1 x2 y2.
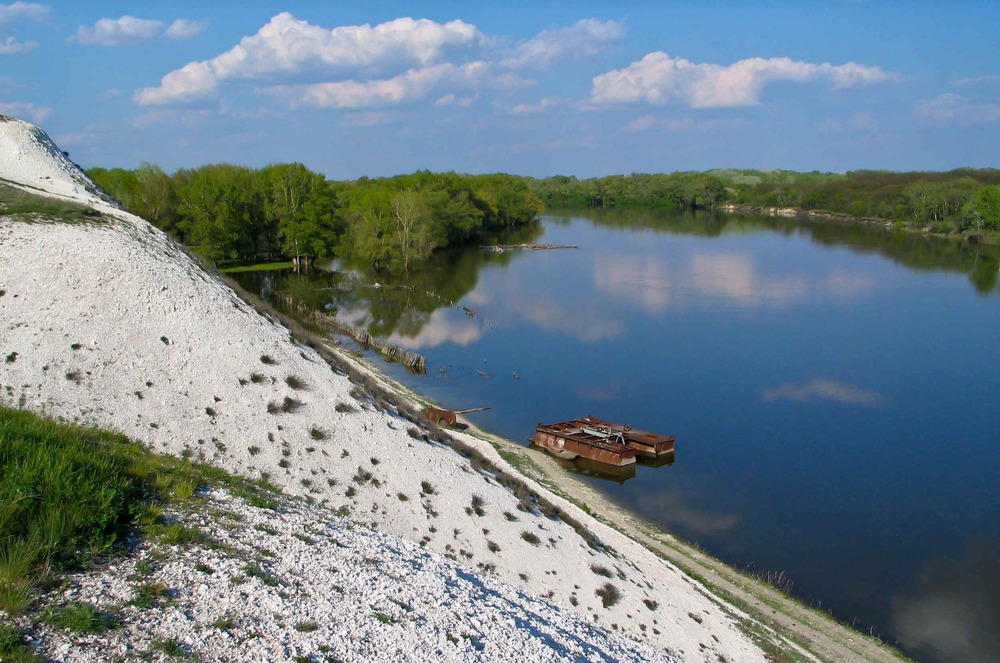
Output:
0 405 282 620
217 260 294 273
40 601 118 633
0 622 41 662
0 182 99 224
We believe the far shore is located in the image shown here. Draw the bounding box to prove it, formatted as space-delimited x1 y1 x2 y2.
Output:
222 271 908 663
718 202 997 246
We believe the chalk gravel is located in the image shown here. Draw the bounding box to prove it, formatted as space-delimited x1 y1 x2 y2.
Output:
22 488 670 662
0 116 766 662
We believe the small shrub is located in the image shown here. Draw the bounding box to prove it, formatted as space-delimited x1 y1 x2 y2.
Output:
41 602 117 633
152 638 185 656
65 369 83 384
487 540 500 553
248 445 261 456
370 456 380 465
4 351 17 363
471 495 485 517
285 375 307 390
397 492 409 501
595 583 621 608
335 402 356 413
205 407 216 417
352 468 373 484
520 531 540 545
294 621 319 632
345 486 356 498
260 354 277 365
309 426 327 440
643 598 658 611
278 459 291 469
420 480 435 495
591 564 612 578
249 373 266 384
131 582 170 609
213 615 236 630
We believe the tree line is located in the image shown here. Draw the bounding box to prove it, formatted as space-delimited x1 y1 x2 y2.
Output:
86 164 544 271
528 169 1000 236
87 164 1000 268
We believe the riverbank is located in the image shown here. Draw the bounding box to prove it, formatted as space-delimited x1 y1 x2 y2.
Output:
315 337 909 663
2 115 909 661
718 203 998 245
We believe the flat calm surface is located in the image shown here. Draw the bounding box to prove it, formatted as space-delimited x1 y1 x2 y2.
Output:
233 210 1000 663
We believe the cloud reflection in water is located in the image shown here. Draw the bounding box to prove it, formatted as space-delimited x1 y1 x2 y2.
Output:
763 379 887 406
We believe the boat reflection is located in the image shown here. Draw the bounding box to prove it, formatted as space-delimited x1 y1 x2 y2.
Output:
530 445 675 484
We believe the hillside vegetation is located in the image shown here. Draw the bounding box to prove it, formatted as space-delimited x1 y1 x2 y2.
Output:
87 165 542 272
88 164 1000 269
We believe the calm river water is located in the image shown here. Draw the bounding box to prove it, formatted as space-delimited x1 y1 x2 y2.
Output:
233 210 999 663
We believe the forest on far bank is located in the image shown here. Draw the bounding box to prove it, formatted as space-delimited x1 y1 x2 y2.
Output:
530 168 1000 237
87 164 1000 272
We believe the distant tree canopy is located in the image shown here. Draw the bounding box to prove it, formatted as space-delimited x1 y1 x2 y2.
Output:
87 165 543 271
528 168 1000 236
88 164 1000 269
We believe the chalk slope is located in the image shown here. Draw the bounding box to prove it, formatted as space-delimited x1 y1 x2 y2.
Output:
0 115 765 662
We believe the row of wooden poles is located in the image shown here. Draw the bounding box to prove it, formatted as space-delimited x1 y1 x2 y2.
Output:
275 293 427 374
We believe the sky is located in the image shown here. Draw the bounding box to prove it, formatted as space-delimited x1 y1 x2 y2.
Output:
1 1 998 179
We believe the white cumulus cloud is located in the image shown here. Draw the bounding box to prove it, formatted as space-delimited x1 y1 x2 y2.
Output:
297 61 490 110
0 2 49 23
73 15 164 46
0 34 34 53
510 97 558 115
165 18 208 40
916 92 1000 125
134 13 483 107
591 52 895 108
0 100 52 123
502 18 625 69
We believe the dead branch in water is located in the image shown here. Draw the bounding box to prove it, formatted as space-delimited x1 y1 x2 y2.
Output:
486 243 579 251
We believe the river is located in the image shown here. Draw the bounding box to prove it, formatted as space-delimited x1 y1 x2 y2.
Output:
232 209 1000 663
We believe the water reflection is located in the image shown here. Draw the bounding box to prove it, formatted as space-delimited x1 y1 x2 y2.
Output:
890 543 1000 663
535 448 676 485
691 251 808 307
571 206 1000 296
592 253 674 314
762 378 888 407
229 209 999 663
826 268 876 300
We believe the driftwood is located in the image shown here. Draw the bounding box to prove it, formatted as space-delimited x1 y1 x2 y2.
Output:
275 293 426 374
486 243 579 251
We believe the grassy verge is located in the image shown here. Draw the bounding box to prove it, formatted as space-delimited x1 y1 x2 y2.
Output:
218 260 295 273
0 405 278 658
0 182 100 223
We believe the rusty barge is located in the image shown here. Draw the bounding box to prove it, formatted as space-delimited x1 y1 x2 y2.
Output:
530 416 675 466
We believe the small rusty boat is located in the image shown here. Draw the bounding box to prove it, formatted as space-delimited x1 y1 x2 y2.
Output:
579 415 676 458
530 419 637 467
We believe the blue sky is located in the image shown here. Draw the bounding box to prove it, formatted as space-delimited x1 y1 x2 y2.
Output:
2 1 998 179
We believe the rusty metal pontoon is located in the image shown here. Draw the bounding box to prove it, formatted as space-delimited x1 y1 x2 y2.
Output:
578 415 676 458
530 416 675 466
531 418 637 466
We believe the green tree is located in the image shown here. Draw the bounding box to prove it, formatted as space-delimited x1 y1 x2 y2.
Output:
259 163 340 269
